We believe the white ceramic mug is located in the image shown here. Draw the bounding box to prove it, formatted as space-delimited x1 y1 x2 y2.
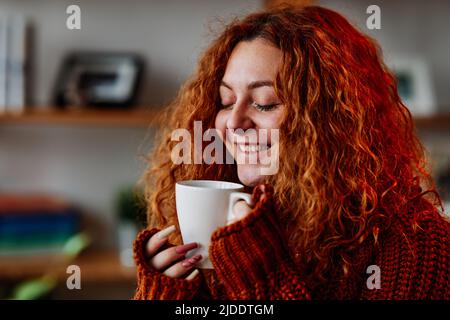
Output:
175 180 253 269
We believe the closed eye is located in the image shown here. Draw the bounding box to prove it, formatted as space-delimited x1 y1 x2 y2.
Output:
220 102 281 111
252 102 280 112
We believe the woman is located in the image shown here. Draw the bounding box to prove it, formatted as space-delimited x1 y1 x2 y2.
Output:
133 6 450 299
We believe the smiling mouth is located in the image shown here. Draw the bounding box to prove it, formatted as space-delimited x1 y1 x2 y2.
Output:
236 143 271 153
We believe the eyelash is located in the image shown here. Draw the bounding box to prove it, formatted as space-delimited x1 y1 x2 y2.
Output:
252 102 280 112
220 102 280 112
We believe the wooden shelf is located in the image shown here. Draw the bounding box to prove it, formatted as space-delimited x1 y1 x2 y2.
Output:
0 250 136 283
0 108 163 127
414 114 450 130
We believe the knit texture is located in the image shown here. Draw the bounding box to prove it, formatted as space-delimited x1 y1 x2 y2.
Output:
133 185 450 300
133 228 203 300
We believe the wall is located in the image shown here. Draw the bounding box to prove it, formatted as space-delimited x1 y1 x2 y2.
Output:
318 0 450 112
0 1 449 250
0 0 262 107
0 0 262 249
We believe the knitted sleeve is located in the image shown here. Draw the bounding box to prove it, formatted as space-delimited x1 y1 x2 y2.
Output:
133 228 204 300
208 184 311 300
361 207 450 299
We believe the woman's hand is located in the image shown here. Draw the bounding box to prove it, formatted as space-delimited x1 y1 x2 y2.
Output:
145 225 201 280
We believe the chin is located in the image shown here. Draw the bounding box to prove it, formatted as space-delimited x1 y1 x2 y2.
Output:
237 165 265 187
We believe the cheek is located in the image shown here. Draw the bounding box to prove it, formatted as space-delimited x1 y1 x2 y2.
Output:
214 110 228 140
261 107 285 129
252 113 282 130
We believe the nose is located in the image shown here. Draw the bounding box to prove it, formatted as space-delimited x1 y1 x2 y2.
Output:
226 100 254 132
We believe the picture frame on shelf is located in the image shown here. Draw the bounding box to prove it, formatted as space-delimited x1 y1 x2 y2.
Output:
387 56 436 116
53 52 144 109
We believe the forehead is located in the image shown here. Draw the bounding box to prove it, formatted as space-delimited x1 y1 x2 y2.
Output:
223 38 282 83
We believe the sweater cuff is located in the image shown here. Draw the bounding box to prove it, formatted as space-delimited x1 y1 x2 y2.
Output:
133 228 203 300
209 184 310 299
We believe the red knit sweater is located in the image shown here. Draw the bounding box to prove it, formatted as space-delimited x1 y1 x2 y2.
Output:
133 185 450 300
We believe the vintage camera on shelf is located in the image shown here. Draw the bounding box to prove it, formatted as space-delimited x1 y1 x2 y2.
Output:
53 52 144 109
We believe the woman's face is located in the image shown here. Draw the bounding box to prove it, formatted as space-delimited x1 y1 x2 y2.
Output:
215 38 285 187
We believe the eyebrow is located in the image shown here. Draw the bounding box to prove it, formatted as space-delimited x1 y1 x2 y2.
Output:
220 80 274 90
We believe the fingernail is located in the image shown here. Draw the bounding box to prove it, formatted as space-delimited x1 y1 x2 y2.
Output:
186 269 199 281
189 254 202 264
175 242 198 254
181 254 202 268
181 260 194 268
156 225 176 239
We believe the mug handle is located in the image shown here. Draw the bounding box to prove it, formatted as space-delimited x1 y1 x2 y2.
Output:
227 192 254 224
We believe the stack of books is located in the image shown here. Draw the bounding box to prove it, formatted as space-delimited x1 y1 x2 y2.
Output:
0 194 80 256
0 14 27 115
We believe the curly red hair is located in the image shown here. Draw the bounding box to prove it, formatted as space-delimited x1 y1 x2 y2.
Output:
141 5 442 287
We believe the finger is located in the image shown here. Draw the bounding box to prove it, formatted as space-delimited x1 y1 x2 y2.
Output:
146 225 176 257
233 200 252 219
150 242 198 270
163 254 202 278
185 269 200 281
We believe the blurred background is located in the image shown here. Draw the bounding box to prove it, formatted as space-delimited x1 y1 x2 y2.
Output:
0 0 449 299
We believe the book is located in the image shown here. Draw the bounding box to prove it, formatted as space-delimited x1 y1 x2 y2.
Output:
6 15 26 113
0 16 7 112
0 194 81 256
0 194 71 214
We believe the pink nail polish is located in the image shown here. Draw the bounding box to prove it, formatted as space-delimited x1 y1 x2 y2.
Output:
175 242 198 254
181 260 194 268
189 254 202 263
